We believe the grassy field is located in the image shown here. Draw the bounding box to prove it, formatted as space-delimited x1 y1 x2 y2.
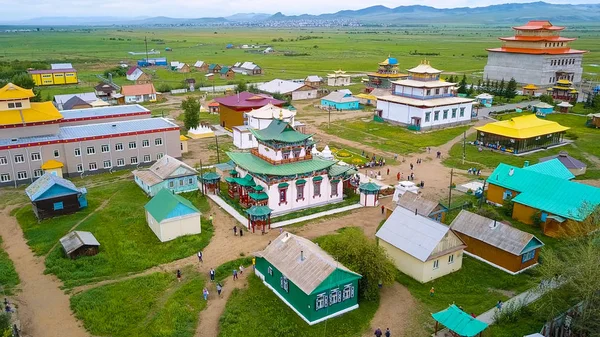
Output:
15 180 214 288
219 275 378 337
0 237 20 296
324 119 470 155
71 268 205 337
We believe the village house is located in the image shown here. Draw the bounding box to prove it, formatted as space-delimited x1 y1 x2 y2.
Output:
53 92 97 110
258 79 317 101
60 96 92 110
320 91 360 110
232 61 262 75
587 113 600 128
208 64 222 74
486 159 600 237
450 210 544 274
194 61 208 72
94 83 122 104
304 75 323 87
126 66 152 84
133 155 199 197
232 104 296 149
220 66 235 80
539 151 587 176
137 57 168 67
59 231 100 259
376 206 466 283
254 232 362 325
326 70 351 86
214 91 285 129
396 192 447 222
171 62 190 73
144 188 202 242
122 83 157 104
25 173 88 220
376 61 474 130
475 93 494 106
29 63 78 86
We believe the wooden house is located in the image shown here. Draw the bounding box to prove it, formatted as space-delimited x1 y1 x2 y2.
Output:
25 173 88 220
396 192 447 222
588 113 600 128
208 64 222 74
144 189 201 242
194 61 208 72
59 231 100 259
450 210 544 274
133 155 199 197
376 206 466 283
220 66 235 80
94 83 119 102
61 96 92 110
305 75 323 88
126 66 152 84
254 232 362 325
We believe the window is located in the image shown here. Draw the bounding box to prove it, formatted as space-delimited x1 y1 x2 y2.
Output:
330 288 342 305
33 169 43 178
17 171 27 180
443 110 448 119
8 102 22 109
279 188 287 203
459 107 465 117
280 276 289 292
115 143 124 151
89 162 98 171
314 180 321 197
74 148 81 157
503 190 513 200
117 158 125 167
248 134 253 141
128 142 136 149
53 202 64 210
342 284 355 301
14 154 24 163
433 259 439 270
157 153 164 160
169 181 174 188
143 155 151 163
315 293 328 311
31 152 41 161
282 151 289 160
331 180 339 197
188 178 193 185
1 174 10 182
268 266 273 276
103 160 112 169
131 157 138 164
180 179 184 186
0 157 6 165
448 254 454 264
101 144 109 153
426 89 431 96
435 88 440 95
451 108 457 118
142 139 150 148
425 112 431 122
54 150 60 158
434 111 440 121
76 164 83 173
155 138 163 146
522 250 535 263
86 146 95 155
297 184 304 200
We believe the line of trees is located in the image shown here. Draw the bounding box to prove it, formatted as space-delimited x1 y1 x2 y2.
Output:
445 75 518 100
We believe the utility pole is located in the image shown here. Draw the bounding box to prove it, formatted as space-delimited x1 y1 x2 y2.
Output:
462 131 466 165
448 168 453 208
199 160 204 196
215 134 221 163
479 180 486 209
144 36 149 64
328 107 331 129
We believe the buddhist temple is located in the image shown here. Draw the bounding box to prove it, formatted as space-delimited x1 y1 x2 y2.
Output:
484 20 587 87
547 79 578 103
366 56 408 89
327 70 351 87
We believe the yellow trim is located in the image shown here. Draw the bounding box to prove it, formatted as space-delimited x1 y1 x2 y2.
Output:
179 135 189 141
475 114 569 139
0 83 35 100
41 159 64 169
354 94 377 101
523 84 539 90
0 102 63 126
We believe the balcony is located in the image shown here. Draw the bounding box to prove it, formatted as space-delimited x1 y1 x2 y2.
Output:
250 148 312 165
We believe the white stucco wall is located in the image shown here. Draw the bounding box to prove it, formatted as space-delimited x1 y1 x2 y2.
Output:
292 89 317 101
266 175 343 215
377 100 472 129
145 211 201 242
233 130 257 149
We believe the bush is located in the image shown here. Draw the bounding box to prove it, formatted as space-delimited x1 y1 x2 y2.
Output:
156 83 172 93
532 211 543 227
501 199 514 217
0 313 10 335
475 207 501 221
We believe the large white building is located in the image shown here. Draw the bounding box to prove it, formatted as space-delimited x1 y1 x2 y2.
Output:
376 61 474 130
232 104 296 149
327 70 351 87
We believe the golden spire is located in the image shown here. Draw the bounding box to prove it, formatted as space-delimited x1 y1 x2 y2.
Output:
279 109 284 120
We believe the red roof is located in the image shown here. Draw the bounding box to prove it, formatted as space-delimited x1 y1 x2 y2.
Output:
28 68 77 74
126 66 140 75
487 47 587 55
513 20 564 31
208 102 220 107
121 83 156 96
499 36 575 42
213 91 285 109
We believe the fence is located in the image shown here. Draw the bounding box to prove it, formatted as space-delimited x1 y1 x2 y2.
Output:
170 88 188 95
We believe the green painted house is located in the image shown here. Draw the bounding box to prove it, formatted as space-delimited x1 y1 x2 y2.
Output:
254 232 362 325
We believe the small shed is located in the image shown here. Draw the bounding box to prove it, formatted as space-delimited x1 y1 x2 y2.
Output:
556 101 573 113
41 159 65 177
432 304 488 337
59 231 100 259
533 102 554 116
475 93 493 106
144 189 202 242
539 151 587 176
358 182 380 207
587 112 600 128
321 91 360 110
25 173 87 220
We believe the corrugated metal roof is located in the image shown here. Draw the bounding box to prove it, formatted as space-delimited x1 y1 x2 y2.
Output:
450 210 543 255
254 232 361 294
60 231 100 255
25 173 83 201
305 75 322 82
432 305 488 337
376 206 456 262
54 92 97 105
321 92 360 104
249 120 312 143
258 79 305 95
60 104 150 120
523 158 574 180
228 152 336 176
144 188 200 222
121 84 156 96
51 63 74 70
539 151 586 170
397 193 440 216
61 96 91 111
133 155 197 186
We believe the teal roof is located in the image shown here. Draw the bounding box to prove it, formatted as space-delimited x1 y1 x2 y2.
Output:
220 66 230 74
25 173 85 201
523 159 574 180
248 119 312 144
144 189 200 223
208 64 219 70
329 164 357 177
278 182 289 188
249 192 269 201
246 205 272 217
201 172 221 181
488 163 600 221
296 179 306 185
359 182 381 192
235 174 256 187
228 152 336 176
254 185 264 191
432 305 488 337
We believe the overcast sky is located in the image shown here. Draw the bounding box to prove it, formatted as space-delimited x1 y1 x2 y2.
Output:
1 0 598 21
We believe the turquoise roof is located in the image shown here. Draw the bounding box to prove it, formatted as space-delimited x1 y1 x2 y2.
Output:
25 173 85 201
359 182 380 192
249 119 313 144
488 163 600 221
246 205 272 217
329 164 357 178
432 305 488 337
220 66 230 74
228 152 336 177
523 159 574 180
521 237 545 254
234 174 256 187
144 189 200 223
249 192 269 201
388 57 398 65
201 172 221 181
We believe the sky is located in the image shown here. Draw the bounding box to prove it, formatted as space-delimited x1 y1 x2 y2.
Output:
0 0 598 21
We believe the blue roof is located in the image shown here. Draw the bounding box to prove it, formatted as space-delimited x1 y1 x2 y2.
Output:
523 159 574 180
0 118 178 148
25 173 85 201
60 105 150 121
388 57 398 65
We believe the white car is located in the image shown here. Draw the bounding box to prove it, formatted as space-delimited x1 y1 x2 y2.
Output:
392 181 419 201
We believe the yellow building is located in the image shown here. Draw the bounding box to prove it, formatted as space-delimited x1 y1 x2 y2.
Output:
0 83 63 126
28 63 78 86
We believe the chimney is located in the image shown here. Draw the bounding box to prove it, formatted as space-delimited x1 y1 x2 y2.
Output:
489 220 498 229
415 208 418 216
523 161 529 167
300 250 304 261
508 168 514 176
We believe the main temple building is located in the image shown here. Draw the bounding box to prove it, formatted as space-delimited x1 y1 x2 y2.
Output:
483 20 586 87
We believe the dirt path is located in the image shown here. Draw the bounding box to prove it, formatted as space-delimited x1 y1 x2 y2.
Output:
362 283 419 337
0 207 90 337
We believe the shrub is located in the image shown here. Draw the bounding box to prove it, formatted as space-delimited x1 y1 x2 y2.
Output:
501 199 514 217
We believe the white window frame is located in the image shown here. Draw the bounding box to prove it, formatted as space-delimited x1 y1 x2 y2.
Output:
1 173 10 182
54 150 60 158
280 276 289 292
128 142 137 149
315 293 328 311
155 138 163 146
342 284 355 301
433 259 440 270
76 164 83 173
143 155 151 163
86 146 96 155
330 288 341 305
17 171 27 180
14 154 24 163
130 157 138 164
157 153 164 160
0 157 7 165
31 152 41 161
117 158 125 167
103 160 112 169
101 144 110 153
115 143 124 151
142 139 150 148
448 254 454 264
74 148 81 157
89 162 98 171
33 169 43 178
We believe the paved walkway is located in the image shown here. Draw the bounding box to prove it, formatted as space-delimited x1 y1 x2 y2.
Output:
476 100 539 117
206 194 248 225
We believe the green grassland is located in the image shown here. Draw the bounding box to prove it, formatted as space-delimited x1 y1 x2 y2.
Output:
71 268 205 337
1 25 599 98
15 180 213 288
0 237 20 295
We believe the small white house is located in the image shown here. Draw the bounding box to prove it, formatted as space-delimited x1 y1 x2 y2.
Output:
258 79 317 101
144 188 201 242
121 84 157 104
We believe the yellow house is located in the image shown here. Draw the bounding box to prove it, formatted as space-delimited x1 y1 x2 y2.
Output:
28 63 78 86
376 206 466 283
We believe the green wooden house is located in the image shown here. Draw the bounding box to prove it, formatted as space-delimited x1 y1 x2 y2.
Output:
254 232 362 325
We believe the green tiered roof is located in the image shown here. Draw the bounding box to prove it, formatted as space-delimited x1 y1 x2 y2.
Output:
249 119 313 144
249 192 269 201
246 205 272 217
227 152 337 176
201 172 221 181
359 182 381 192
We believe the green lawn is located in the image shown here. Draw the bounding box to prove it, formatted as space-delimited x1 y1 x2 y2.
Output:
219 275 378 337
70 268 205 337
15 180 214 288
0 237 20 295
214 257 253 283
323 120 470 155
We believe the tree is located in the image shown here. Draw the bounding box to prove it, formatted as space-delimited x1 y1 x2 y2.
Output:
484 78 491 92
248 84 260 94
584 94 594 109
181 96 200 130
498 79 505 98
477 79 482 93
457 75 468 94
10 73 41 102
236 81 247 93
539 94 555 105
315 227 397 301
504 78 518 99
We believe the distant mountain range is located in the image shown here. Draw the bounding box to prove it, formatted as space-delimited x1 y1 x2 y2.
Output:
4 2 600 26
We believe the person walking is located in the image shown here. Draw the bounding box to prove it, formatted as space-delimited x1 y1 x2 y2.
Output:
396 172 400 181
430 287 435 297
252 257 256 270
496 300 503 311
386 168 390 176
239 265 244 275
233 226 237 236
240 227 244 237
176 269 182 282
209 214 213 225
385 328 391 337
216 283 223 298
381 205 385 215
210 268 215 282
197 251 203 263
374 327 383 337
410 163 413 170
233 269 238 281
436 151 441 159
203 288 209 301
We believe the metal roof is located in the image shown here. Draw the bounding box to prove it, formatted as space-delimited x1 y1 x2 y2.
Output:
432 305 488 337
450 210 544 256
60 104 150 120
397 193 441 216
133 155 197 186
228 152 336 176
475 114 569 139
249 119 312 143
60 231 100 255
54 92 97 105
214 91 285 108
539 151 586 170
321 91 360 104
51 63 74 70
246 104 296 119
25 173 84 201
254 232 361 295
144 189 200 223
305 75 322 82
522 159 574 180
61 96 91 111
258 79 305 95
376 206 459 262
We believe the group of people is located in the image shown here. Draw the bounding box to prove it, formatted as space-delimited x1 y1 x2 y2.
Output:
373 327 391 337
361 151 386 168
4 298 13 313
467 167 482 176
